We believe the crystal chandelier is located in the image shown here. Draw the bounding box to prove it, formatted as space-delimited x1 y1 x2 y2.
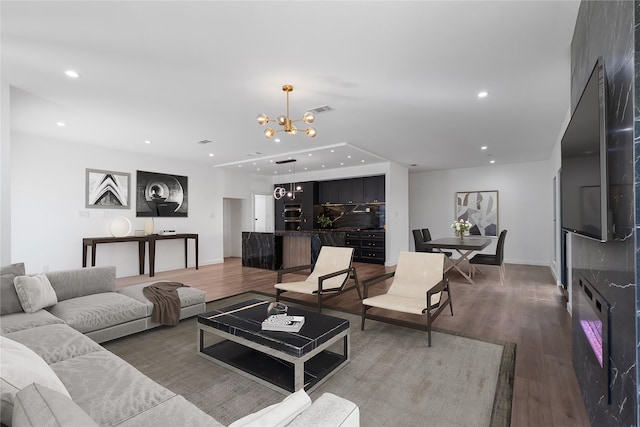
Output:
257 85 317 139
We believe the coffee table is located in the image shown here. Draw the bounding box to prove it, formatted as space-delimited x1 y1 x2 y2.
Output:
197 299 350 394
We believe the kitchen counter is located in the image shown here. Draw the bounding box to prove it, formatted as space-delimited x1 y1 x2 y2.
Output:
242 229 385 270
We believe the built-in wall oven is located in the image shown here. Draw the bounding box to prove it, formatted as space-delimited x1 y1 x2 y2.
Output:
283 204 302 230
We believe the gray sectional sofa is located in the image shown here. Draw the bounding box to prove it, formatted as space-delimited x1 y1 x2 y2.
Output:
0 263 360 426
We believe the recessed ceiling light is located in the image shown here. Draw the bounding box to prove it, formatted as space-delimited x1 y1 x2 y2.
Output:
209 153 214 157
274 171 278 174
144 140 152 144
64 70 80 79
330 150 335 153
361 160 365 163
56 122 66 127
481 146 487 150
477 91 489 98
257 168 261 171
308 153 312 156
347 155 351 159
304 167 308 170
322 165 325 168
274 138 280 143
252 162 256 165
269 159 274 163
340 162 344 166
490 160 496 164
238 165 242 168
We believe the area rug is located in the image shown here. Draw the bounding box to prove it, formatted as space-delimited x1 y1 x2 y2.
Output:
104 291 514 427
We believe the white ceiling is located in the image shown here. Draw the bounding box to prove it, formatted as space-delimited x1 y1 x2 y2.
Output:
1 1 580 176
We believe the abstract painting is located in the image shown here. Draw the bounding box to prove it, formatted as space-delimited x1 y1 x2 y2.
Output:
455 191 498 237
136 170 188 217
86 169 130 209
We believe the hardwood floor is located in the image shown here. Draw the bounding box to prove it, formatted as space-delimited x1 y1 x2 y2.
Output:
115 258 590 427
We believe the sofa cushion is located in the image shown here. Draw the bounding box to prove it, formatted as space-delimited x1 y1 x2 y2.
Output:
5 324 103 365
117 282 206 317
287 393 360 427
13 274 58 313
228 388 312 427
1 263 26 315
12 383 99 427
45 266 116 302
50 350 176 426
0 310 65 335
115 395 221 427
47 292 147 334
0 336 71 426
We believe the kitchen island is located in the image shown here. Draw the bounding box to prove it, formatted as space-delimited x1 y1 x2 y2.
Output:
241 229 384 270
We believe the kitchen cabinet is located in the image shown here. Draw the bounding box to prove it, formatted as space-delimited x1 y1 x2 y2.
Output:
343 230 385 264
363 175 385 203
338 178 364 204
318 180 340 204
319 175 385 205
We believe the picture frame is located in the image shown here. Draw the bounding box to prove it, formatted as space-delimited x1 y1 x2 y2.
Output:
136 170 188 217
455 190 498 237
85 168 130 209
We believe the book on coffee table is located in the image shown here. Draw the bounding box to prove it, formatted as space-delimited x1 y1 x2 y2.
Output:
261 314 305 333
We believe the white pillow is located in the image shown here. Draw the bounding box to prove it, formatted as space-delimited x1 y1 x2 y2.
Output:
0 336 70 426
13 274 58 313
229 388 311 427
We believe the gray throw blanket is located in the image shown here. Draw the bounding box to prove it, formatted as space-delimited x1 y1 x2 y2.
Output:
142 281 187 326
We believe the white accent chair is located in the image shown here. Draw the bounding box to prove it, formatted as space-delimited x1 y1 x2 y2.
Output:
275 246 361 313
361 251 452 347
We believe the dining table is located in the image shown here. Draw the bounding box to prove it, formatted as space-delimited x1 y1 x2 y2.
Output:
422 237 493 285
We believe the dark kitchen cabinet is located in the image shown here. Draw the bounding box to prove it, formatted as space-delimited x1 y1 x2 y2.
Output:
343 230 385 264
318 180 340 204
338 178 364 204
363 175 385 203
319 175 384 205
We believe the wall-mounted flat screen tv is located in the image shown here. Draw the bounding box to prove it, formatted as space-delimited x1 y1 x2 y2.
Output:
561 57 610 242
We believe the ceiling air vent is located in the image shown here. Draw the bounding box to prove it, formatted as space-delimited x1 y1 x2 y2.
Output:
308 105 334 115
197 139 212 144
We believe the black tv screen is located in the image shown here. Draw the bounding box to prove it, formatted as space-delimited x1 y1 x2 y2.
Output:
561 57 609 241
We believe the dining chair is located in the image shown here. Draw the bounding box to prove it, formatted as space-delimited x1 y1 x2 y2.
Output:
361 251 453 347
275 246 361 312
421 228 452 257
469 229 508 285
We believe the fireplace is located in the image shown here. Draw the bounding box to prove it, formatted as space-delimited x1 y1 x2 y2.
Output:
575 275 611 403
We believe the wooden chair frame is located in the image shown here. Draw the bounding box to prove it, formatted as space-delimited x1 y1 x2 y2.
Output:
276 264 361 313
361 271 453 347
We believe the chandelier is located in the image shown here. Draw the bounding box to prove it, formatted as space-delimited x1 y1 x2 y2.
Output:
257 85 317 139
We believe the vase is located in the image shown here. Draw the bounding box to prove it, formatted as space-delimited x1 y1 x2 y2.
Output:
459 233 464 241
144 218 155 235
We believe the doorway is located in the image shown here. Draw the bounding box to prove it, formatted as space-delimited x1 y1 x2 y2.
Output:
254 194 274 232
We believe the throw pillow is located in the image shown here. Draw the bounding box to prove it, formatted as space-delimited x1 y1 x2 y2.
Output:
12 383 98 427
228 388 312 427
1 263 26 315
13 274 58 313
0 336 71 426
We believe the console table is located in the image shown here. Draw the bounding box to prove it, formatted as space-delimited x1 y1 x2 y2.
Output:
82 233 198 277
148 233 198 277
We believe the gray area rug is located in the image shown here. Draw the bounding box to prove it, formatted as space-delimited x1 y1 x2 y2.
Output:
104 292 514 427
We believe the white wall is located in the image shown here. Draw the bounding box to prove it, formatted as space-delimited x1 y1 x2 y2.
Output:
1 82 11 265
409 160 553 266
10 133 270 276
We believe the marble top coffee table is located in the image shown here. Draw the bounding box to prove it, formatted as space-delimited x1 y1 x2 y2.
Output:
197 299 350 394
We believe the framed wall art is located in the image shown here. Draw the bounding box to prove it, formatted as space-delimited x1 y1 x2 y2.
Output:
136 170 188 217
455 190 498 237
85 168 130 209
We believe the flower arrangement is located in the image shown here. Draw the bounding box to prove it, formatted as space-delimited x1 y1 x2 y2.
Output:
451 219 472 238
